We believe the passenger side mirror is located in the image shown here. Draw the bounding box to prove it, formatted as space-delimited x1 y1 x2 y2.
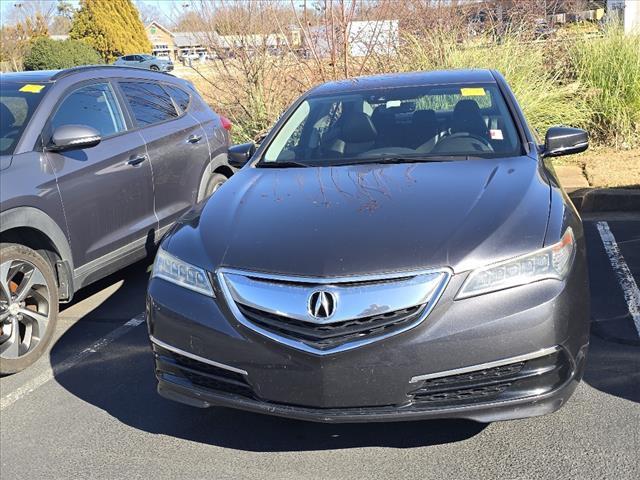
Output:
543 127 588 157
47 125 101 152
228 142 256 168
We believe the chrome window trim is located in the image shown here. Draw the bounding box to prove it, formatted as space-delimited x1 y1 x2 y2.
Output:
409 345 562 383
149 335 248 376
216 267 452 356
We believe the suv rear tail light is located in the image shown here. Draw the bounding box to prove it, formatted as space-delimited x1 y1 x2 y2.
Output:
220 115 232 131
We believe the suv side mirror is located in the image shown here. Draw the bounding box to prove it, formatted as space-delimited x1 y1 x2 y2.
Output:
543 126 588 157
48 125 101 152
228 142 256 168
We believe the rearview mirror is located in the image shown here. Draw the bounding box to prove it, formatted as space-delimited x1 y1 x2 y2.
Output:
228 142 256 168
47 125 101 152
543 126 588 157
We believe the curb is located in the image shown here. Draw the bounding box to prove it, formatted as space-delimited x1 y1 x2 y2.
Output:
568 188 640 213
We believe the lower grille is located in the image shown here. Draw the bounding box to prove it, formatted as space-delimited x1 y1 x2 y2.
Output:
238 303 424 351
420 362 525 389
153 346 254 399
412 383 512 404
407 350 568 407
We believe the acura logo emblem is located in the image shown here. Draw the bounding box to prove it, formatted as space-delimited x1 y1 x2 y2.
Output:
308 290 337 319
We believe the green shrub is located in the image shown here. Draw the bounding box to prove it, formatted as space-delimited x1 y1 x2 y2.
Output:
570 26 640 146
23 37 102 70
398 33 591 138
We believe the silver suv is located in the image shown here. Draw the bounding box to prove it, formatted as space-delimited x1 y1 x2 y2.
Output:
114 54 174 72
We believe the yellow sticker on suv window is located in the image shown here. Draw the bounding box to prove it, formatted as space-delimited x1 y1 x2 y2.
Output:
19 84 45 93
460 87 486 96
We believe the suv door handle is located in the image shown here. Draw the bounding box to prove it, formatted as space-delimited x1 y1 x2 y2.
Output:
186 134 202 144
126 154 147 166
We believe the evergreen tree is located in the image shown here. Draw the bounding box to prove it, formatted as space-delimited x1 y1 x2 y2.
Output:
69 0 152 63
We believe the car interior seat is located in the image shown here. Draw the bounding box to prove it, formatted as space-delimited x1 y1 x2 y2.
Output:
409 109 439 149
450 99 489 139
0 103 17 137
325 111 378 157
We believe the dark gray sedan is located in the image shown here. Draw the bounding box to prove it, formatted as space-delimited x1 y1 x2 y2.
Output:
146 69 590 423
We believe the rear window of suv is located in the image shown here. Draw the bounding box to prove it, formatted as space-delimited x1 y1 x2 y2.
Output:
164 85 191 113
120 82 178 126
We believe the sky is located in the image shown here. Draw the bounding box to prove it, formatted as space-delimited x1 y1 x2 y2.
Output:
0 0 192 27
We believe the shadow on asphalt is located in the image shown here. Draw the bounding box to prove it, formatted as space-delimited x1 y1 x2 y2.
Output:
48 255 639 452
50 326 487 451
582 336 640 405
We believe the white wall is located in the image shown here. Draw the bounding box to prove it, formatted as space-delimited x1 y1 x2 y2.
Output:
624 0 640 33
607 0 640 33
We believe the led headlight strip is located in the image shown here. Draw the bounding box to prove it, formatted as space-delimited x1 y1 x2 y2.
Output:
457 228 575 299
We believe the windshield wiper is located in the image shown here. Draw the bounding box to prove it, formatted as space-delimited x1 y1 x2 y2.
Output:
341 155 481 165
256 160 310 168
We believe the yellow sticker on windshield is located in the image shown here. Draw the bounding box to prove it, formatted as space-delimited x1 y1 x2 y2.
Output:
19 84 45 93
460 87 486 96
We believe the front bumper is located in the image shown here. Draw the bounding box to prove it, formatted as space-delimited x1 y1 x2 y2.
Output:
146 263 590 423
152 340 585 423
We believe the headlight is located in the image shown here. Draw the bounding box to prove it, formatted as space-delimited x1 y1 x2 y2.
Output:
457 227 575 299
152 248 215 297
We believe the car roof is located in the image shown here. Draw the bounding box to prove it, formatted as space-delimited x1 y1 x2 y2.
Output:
1 65 179 84
308 69 497 96
0 70 58 83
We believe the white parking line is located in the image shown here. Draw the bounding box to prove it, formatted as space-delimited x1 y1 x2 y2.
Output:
0 314 145 411
596 221 640 337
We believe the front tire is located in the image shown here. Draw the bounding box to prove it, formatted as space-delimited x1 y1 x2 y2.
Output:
149 64 160 71
0 243 58 375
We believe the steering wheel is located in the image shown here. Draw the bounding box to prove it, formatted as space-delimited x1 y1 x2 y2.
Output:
430 132 494 153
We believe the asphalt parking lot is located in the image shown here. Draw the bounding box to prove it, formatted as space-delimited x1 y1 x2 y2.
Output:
1 214 638 480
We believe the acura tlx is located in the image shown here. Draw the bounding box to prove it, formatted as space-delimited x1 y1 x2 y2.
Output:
145 69 590 423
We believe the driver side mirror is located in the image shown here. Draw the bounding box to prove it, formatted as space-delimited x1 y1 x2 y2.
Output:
47 125 101 152
228 142 256 168
543 126 588 158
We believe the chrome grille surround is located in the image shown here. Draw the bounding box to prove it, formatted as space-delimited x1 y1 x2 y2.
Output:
217 267 452 355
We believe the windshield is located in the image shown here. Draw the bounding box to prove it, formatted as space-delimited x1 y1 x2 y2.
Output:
0 82 49 155
262 83 522 166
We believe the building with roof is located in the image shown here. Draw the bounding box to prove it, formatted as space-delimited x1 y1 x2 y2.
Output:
145 21 210 60
145 21 300 61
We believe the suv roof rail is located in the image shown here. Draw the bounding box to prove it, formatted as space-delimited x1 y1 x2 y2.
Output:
51 65 175 80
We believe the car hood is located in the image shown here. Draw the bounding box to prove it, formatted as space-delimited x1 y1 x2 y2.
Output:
166 156 551 277
0 155 12 171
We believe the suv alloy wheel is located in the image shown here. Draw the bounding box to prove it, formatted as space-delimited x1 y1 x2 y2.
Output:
0 244 59 374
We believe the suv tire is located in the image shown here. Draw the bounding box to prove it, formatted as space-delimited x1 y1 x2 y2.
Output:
198 172 227 202
0 243 59 375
